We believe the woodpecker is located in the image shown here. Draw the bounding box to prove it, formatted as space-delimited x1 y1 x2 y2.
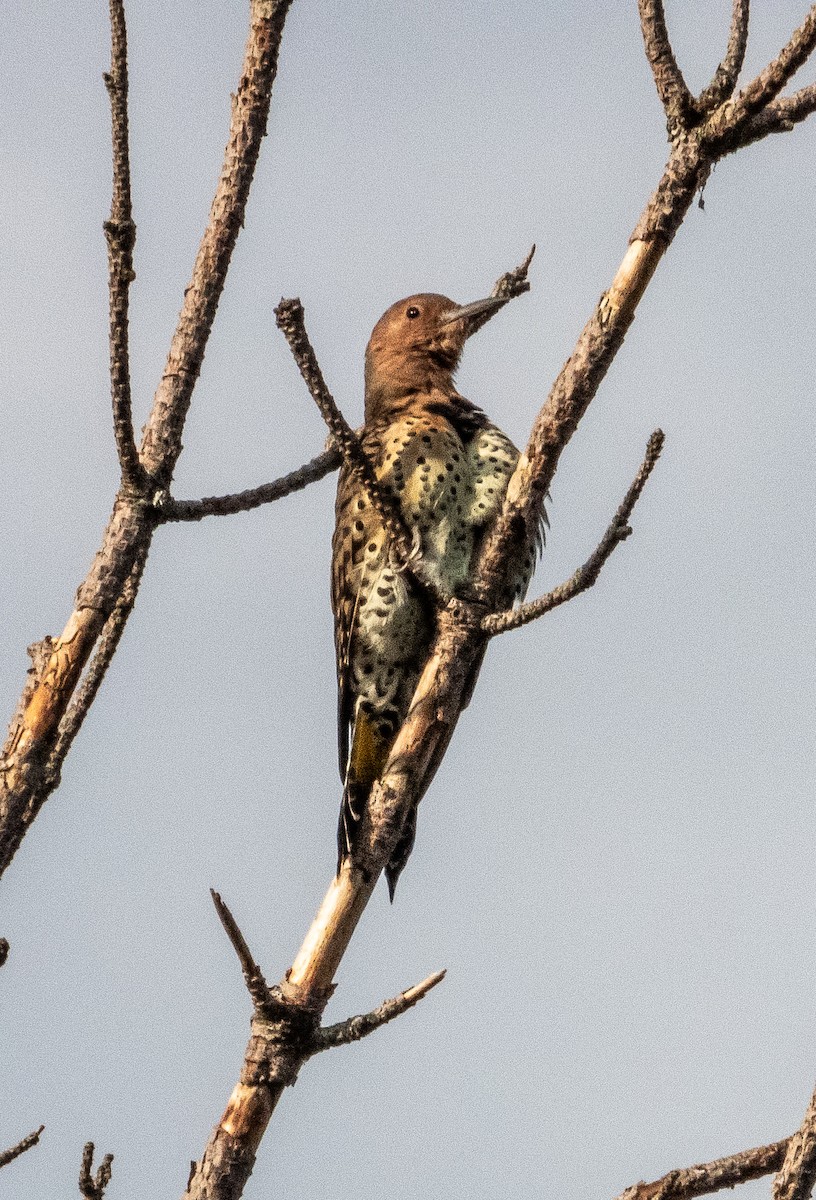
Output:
332 291 537 896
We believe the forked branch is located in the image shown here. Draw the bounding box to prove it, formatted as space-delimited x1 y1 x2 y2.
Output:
0 0 296 881
732 7 816 123
78 1143 114 1200
182 893 444 1200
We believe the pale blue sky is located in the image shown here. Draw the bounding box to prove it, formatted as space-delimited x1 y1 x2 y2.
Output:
1 3 815 1198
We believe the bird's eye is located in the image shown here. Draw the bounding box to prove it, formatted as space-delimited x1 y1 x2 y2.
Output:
406 306 420 319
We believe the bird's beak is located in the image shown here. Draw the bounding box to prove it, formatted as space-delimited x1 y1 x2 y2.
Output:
438 295 507 334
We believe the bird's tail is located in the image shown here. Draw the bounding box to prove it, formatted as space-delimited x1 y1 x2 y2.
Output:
337 709 423 901
337 709 391 869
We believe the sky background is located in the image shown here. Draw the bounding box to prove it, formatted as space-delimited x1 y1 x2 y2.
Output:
1 2 815 1198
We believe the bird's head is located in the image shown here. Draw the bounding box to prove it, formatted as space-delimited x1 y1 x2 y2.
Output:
364 292 506 420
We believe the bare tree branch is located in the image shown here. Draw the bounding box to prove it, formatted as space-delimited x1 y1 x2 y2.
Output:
78 1143 113 1200
0 0 295 881
47 546 148 783
103 0 142 491
183 900 442 1200
0 938 8 968
616 1137 789 1200
159 447 341 522
729 6 816 123
483 430 664 636
210 889 272 1009
730 82 816 148
314 971 446 1051
466 243 536 337
696 0 751 112
637 0 697 132
0 1125 44 1170
774 1086 816 1200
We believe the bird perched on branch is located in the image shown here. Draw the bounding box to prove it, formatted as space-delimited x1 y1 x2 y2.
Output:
332 291 539 897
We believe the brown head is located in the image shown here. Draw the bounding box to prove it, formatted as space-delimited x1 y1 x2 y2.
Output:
364 292 506 421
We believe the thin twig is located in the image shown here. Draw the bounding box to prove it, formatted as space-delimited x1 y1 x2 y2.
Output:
210 889 271 1007
637 0 697 131
315 971 446 1051
466 244 536 337
46 546 149 782
773 1085 816 1200
103 0 142 491
274 298 447 602
616 1137 789 1200
159 446 341 522
696 0 751 112
483 430 664 636
78 1142 114 1200
0 1126 44 1169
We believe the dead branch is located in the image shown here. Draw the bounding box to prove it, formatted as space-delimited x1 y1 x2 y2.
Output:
211 889 272 1009
0 938 8 968
47 546 148 786
482 430 664 636
731 7 816 124
78 1142 114 1200
733 82 816 149
314 970 446 1050
773 1086 816 1200
182 896 443 1200
103 0 142 492
158 447 341 522
466 243 536 336
637 0 697 133
616 1137 789 1200
0 1126 44 1170
696 0 750 113
0 0 295 880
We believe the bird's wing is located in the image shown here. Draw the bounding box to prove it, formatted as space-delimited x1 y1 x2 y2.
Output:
331 462 360 780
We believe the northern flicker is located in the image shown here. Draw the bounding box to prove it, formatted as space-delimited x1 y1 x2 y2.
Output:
332 291 538 897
